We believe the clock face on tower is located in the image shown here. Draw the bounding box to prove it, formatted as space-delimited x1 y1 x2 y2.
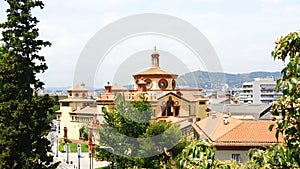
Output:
158 79 168 90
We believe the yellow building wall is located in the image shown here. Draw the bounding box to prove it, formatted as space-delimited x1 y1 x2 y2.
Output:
58 104 83 140
134 77 175 91
197 103 208 120
155 95 198 117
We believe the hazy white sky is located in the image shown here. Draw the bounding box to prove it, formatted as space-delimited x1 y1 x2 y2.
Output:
1 0 300 88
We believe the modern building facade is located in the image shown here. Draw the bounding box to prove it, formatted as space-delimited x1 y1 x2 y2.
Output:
239 77 282 104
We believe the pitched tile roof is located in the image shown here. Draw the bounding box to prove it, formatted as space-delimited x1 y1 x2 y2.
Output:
193 113 283 146
216 121 282 143
193 113 243 141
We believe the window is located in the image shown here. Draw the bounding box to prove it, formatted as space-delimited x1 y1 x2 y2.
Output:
62 102 69 106
199 101 206 105
158 79 168 90
172 79 176 89
232 154 240 162
102 106 106 113
145 79 152 89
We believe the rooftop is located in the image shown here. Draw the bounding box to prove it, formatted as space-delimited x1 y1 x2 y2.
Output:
193 113 283 146
208 103 271 120
68 83 88 91
134 67 177 76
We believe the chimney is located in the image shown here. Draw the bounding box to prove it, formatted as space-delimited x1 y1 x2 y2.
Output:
104 82 112 93
223 114 229 125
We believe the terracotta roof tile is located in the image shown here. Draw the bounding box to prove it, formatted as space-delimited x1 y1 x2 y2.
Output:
193 113 283 144
193 113 243 141
216 121 283 143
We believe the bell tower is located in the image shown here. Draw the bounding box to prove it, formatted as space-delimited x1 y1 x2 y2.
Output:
151 46 160 67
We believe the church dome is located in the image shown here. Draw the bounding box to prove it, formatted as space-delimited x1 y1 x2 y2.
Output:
133 47 178 91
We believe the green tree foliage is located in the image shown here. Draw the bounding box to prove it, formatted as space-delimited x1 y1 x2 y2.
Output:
0 0 57 168
213 160 245 169
176 139 216 169
95 93 152 168
50 95 60 112
249 31 300 168
271 31 300 167
249 144 298 169
138 120 184 168
79 124 89 141
95 94 184 168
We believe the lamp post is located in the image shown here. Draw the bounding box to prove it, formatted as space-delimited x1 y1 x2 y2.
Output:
56 135 58 157
100 146 117 169
66 142 69 164
77 144 81 169
89 141 92 169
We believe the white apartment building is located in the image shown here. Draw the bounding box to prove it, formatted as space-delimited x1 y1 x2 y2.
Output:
239 77 282 104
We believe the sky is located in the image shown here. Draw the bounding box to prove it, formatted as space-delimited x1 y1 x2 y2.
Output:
1 0 300 88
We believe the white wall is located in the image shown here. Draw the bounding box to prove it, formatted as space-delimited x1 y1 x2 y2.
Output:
215 150 248 163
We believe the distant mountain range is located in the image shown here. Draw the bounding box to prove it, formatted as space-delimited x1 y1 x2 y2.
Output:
44 71 281 92
177 71 281 89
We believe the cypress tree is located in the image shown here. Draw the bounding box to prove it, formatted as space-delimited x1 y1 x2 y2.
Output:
0 0 58 168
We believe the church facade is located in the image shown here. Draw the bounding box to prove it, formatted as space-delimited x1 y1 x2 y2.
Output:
97 47 208 121
56 47 208 141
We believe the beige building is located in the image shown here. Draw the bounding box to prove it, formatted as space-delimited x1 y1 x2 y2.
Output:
97 47 208 123
56 47 209 141
56 84 97 141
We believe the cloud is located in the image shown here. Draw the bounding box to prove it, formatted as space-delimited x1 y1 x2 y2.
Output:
3 0 299 87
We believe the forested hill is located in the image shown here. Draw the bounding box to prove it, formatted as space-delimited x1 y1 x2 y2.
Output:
177 71 281 89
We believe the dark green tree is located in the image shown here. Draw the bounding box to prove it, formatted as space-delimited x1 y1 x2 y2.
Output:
95 93 185 168
0 0 57 168
138 120 184 168
95 93 152 168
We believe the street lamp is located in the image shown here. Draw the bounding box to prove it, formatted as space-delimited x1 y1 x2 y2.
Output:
99 146 117 169
66 142 69 164
56 135 58 157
